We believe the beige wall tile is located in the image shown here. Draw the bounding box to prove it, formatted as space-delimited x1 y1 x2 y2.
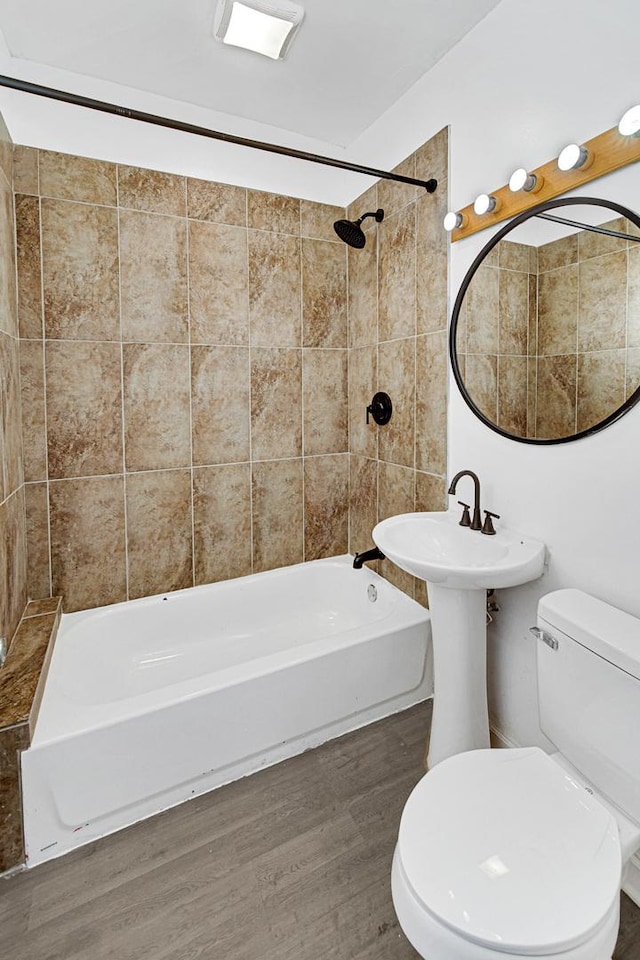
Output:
0 113 11 188
528 274 538 357
628 245 640 347
415 127 448 186
0 335 23 496
123 343 191 471
347 184 378 225
577 350 626 433
15 194 42 340
13 146 38 195
49 476 126 612
0 488 27 644
41 199 119 340
39 151 117 206
535 356 577 439
578 251 626 352
527 358 537 438
348 345 377 459
19 340 46 482
578 217 628 261
189 220 249 346
416 183 448 335
466 264 499 355
46 340 123 479
378 460 414 521
191 345 250 465
625 347 640 400
378 338 415 467
415 472 446 512
416 332 447 475
302 239 347 348
120 210 188 343
377 155 420 218
118 166 186 217
248 191 299 235
126 470 193 599
464 354 498 423
249 230 301 347
498 356 528 436
348 238 377 348
193 463 251 585
537 265 578 355
0 724 29 872
252 459 303 573
499 240 530 273
300 201 345 243
304 455 348 561
303 349 348 456
377 460 415 596
499 269 529 355
378 205 416 342
24 482 51 600
349 455 377 555
537 234 578 273
251 348 302 460
0 178 16 339
187 178 246 226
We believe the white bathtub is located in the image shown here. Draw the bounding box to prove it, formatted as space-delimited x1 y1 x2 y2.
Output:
22 555 431 866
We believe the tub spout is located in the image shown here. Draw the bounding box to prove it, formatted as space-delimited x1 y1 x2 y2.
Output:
353 547 385 569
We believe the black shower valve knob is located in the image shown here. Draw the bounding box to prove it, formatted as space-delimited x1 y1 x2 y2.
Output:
366 392 393 426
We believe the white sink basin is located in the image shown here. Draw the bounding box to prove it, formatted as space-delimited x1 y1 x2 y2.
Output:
372 511 545 589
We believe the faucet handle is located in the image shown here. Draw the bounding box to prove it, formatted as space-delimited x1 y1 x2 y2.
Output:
457 501 471 527
482 510 500 536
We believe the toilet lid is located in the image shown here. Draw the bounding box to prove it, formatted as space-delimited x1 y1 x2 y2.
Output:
398 747 621 955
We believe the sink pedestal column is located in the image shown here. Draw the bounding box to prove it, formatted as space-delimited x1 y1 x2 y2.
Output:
426 583 490 769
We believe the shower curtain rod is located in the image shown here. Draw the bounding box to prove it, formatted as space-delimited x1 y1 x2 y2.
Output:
0 74 438 193
536 211 640 243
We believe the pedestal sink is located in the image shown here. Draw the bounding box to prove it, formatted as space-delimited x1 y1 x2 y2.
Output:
372 511 545 768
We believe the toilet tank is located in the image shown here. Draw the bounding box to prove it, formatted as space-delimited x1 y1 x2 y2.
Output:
537 589 640 824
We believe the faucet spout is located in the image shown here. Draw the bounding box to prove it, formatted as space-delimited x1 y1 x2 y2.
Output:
447 470 482 530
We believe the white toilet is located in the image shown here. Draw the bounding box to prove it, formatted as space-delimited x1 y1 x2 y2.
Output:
392 588 640 960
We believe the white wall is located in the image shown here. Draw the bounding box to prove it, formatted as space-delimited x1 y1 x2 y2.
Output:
2 0 639 748
349 0 640 748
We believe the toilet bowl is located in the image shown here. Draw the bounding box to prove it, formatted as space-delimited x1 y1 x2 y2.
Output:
392 747 622 959
391 589 640 960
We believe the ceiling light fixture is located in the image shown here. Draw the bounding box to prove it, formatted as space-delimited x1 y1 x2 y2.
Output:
473 193 497 216
213 0 305 60
508 167 540 193
443 211 465 232
618 105 640 137
557 143 590 172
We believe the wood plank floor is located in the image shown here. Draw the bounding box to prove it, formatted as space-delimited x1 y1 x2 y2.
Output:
1 702 639 959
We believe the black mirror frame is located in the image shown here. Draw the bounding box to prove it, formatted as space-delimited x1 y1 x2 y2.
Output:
449 195 640 444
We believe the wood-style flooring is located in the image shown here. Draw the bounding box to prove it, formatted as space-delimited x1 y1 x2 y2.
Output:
1 702 639 959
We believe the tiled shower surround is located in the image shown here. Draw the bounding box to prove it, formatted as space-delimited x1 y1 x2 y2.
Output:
15 129 448 612
348 129 449 601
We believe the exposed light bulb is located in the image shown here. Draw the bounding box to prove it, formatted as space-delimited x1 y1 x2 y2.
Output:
443 211 464 232
508 168 539 193
558 143 589 172
618 105 640 137
473 193 497 216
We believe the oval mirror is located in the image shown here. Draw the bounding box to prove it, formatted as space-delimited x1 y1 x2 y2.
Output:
450 196 640 443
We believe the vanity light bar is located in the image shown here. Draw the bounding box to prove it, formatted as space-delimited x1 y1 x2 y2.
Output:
447 108 640 241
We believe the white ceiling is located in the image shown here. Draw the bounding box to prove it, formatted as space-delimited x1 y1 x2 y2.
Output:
0 0 503 147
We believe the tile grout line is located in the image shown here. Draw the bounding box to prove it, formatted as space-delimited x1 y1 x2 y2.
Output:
185 185 197 590
35 150 54 601
246 188 255 577
115 170 130 603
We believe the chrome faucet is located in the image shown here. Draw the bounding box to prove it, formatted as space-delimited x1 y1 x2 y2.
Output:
447 470 483 531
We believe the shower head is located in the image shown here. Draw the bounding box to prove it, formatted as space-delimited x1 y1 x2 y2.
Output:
333 208 384 248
